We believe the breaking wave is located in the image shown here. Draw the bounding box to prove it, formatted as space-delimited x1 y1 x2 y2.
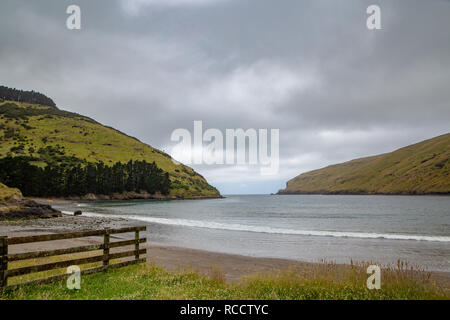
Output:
63 211 450 243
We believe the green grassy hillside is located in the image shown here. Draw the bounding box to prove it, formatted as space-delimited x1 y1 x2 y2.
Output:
2 261 448 300
278 133 450 195
0 100 219 198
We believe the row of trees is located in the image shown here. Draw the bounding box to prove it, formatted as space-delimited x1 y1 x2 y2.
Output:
0 157 171 197
0 86 56 107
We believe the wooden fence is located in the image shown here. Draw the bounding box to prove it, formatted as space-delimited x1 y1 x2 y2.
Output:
0 226 146 289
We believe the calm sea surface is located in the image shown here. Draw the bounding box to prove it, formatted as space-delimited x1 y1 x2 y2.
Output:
56 195 450 272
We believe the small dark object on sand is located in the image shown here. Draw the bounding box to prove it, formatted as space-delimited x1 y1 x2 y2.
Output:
74 210 82 216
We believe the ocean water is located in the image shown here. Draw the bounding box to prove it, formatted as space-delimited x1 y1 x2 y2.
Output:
57 195 450 272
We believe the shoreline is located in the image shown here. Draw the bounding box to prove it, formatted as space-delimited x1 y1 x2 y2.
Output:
277 191 450 196
145 244 450 286
28 195 224 205
0 215 449 287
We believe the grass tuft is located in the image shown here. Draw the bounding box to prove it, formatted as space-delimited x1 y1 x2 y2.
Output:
1 259 448 300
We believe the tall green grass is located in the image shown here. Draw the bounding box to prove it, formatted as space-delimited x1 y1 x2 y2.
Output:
1 260 448 300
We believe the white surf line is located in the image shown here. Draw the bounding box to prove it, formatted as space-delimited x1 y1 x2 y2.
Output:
63 211 450 243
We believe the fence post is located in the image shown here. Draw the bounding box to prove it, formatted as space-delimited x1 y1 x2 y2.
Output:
0 236 8 288
135 230 139 261
103 228 110 269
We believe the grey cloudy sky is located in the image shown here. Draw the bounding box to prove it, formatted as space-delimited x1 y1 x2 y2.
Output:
1 0 449 194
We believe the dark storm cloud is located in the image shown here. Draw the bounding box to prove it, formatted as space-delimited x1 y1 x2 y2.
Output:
0 0 449 194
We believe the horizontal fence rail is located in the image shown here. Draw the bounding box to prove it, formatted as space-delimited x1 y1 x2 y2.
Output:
7 226 146 245
0 226 147 289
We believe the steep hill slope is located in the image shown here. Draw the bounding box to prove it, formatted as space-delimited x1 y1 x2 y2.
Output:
278 133 450 195
0 98 219 199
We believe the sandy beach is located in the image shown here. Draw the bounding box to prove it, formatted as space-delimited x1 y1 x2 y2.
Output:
1 213 449 287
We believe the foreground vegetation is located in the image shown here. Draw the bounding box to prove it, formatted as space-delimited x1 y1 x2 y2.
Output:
279 133 450 195
1 260 448 300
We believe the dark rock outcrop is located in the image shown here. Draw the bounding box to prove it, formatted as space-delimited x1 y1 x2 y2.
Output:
0 199 62 220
